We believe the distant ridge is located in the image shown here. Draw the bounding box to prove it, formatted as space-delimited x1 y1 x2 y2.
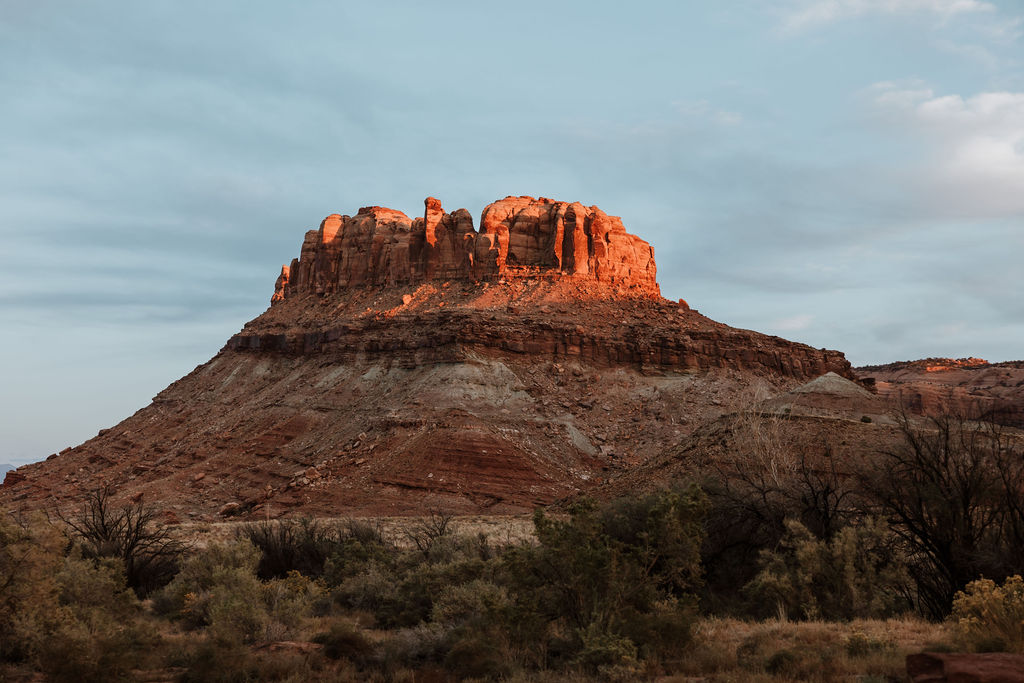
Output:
856 358 1024 428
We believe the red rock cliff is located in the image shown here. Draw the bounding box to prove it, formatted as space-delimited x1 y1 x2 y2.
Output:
273 196 659 301
0 194 859 521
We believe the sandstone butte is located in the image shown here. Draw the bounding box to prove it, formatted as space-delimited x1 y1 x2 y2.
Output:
1 195 856 520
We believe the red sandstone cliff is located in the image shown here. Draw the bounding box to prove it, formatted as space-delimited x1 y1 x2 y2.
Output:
273 196 659 301
2 195 855 520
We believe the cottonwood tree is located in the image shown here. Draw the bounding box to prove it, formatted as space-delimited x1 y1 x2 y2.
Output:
860 409 1024 618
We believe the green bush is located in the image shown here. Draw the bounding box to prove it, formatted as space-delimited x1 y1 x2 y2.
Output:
1 507 158 680
321 523 395 590
331 536 496 629
41 553 157 682
745 517 909 620
951 575 1024 653
158 540 329 645
263 570 324 640
178 639 273 683
845 630 891 657
431 579 509 628
573 623 640 672
0 509 65 663
155 540 268 643
378 623 449 671
502 487 705 670
443 632 510 680
313 620 375 663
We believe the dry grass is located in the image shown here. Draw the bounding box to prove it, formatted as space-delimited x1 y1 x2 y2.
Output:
171 514 538 549
667 617 952 681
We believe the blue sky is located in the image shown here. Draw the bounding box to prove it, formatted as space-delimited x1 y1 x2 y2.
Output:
2 0 1022 465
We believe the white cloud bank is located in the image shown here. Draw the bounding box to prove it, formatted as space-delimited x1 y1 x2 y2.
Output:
869 83 1024 217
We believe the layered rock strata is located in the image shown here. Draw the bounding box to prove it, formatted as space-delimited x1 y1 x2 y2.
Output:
2 195 857 520
857 358 1024 428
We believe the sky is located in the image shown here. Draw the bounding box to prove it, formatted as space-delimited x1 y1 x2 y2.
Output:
2 0 1023 466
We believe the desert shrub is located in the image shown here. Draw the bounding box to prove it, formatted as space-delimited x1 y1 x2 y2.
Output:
845 630 891 657
178 639 250 683
377 622 449 671
321 521 395 587
155 539 268 643
745 517 910 620
0 509 65 663
61 485 184 596
263 570 324 640
431 578 510 627
177 638 302 683
330 559 399 619
388 555 496 628
240 517 343 579
502 487 705 671
331 533 497 630
443 632 510 680
764 647 801 676
0 507 157 679
618 599 696 663
950 575 1024 653
737 630 842 680
313 620 375 663
39 553 157 682
573 623 640 673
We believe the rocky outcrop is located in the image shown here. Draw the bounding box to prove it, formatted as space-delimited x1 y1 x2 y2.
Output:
273 196 659 301
907 652 1024 683
230 294 851 380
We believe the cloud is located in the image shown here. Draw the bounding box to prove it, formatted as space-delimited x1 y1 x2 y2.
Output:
868 83 1024 217
782 0 995 32
771 313 815 331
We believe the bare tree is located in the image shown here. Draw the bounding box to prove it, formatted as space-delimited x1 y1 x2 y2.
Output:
404 510 455 559
700 404 859 613
860 408 1024 618
59 485 184 596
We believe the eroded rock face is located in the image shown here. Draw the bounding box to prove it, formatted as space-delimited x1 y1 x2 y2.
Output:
273 196 659 301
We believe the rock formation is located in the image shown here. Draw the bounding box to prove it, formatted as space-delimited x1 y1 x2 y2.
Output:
907 652 1024 683
857 358 1024 428
2 195 857 520
273 196 659 301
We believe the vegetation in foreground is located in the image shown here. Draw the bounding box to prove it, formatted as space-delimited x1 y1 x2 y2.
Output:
2 409 1023 681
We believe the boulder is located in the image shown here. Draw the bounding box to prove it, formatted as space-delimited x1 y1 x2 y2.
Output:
907 652 1024 683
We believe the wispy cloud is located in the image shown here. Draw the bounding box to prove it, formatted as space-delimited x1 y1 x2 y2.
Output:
673 100 744 126
771 313 815 331
782 0 996 32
